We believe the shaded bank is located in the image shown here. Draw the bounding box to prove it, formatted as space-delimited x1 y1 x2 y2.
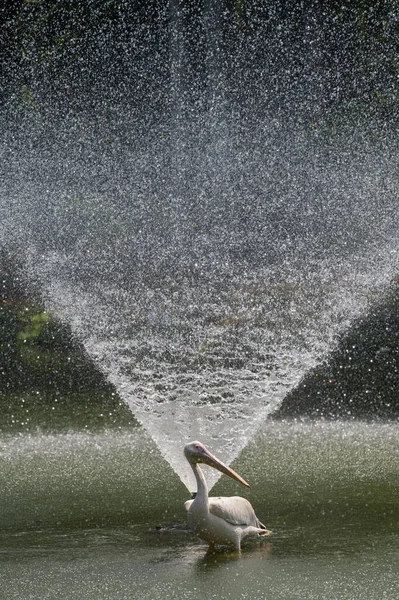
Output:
0 251 134 431
274 282 399 419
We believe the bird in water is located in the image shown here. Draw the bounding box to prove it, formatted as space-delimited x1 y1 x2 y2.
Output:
184 441 269 552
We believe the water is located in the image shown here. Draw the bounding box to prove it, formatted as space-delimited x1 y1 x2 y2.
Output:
2 112 398 489
1 9 399 598
2 3 399 488
1 420 398 599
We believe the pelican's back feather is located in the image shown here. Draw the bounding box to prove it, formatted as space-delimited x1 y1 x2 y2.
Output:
208 496 259 527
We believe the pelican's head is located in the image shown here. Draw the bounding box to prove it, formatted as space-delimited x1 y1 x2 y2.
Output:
184 441 250 488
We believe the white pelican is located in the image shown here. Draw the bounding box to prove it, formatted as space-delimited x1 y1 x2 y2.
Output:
184 441 269 551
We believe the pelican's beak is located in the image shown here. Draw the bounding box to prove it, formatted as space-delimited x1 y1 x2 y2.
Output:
199 448 250 488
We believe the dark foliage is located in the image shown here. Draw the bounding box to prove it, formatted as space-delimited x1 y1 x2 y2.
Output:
274 282 399 419
1 1 399 119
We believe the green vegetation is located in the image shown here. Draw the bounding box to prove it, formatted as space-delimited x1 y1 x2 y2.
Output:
0 256 135 432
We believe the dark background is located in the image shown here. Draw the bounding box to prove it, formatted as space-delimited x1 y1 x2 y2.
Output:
2 0 399 119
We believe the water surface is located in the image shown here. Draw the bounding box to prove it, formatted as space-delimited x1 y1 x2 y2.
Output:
1 420 398 599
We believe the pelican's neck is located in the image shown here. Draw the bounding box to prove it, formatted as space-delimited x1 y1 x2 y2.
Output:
191 462 209 508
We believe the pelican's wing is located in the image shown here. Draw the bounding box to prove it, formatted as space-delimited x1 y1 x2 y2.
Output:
208 496 259 527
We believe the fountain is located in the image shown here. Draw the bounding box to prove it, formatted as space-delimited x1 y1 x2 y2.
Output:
1 2 398 495
2 4 399 598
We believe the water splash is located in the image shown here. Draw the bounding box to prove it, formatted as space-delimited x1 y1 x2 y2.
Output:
1 5 399 490
23 230 398 490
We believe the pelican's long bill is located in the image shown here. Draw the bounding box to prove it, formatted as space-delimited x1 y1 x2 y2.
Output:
188 442 250 488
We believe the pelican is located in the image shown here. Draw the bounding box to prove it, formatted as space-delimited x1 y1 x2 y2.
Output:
184 441 269 551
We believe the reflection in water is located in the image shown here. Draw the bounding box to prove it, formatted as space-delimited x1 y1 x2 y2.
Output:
194 539 272 573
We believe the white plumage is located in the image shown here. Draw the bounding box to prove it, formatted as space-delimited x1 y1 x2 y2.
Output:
184 441 269 551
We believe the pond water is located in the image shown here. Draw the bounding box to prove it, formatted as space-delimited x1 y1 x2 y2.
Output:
1 420 398 599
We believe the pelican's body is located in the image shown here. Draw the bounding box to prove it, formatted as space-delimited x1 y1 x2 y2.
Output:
184 441 269 551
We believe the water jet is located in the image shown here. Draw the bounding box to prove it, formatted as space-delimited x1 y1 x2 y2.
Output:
1 2 399 594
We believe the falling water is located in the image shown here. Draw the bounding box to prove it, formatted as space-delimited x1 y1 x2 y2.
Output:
1 2 399 490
